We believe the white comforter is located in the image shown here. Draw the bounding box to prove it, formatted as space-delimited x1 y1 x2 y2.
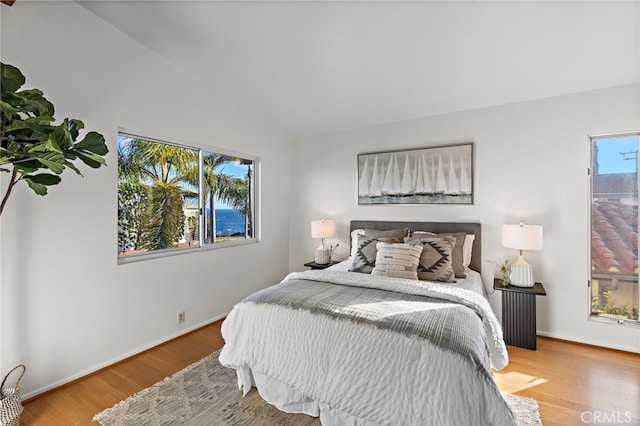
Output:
219 270 515 426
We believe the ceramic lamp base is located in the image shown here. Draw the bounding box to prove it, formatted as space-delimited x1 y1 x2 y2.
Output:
509 255 534 287
315 243 330 264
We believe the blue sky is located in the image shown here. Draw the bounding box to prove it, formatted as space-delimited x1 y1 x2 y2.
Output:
595 135 638 174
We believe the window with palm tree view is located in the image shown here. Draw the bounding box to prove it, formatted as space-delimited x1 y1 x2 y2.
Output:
118 133 256 258
590 132 639 323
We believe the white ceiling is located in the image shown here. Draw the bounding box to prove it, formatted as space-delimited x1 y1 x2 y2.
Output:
78 1 640 139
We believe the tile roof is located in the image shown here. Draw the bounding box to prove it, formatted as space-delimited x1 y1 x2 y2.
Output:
591 201 638 274
592 173 637 197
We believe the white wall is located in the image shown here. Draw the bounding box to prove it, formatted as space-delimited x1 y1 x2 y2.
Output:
291 83 640 353
1 2 291 397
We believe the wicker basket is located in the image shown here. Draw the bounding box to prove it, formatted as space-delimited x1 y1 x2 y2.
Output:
0 365 26 426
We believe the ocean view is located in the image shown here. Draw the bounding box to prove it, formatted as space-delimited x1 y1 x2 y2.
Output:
215 209 246 236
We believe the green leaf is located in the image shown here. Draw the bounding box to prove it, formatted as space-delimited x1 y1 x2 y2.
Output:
34 154 66 174
74 132 109 155
62 118 84 141
44 136 63 153
54 122 75 150
62 160 82 176
3 120 30 131
26 173 62 186
13 162 39 174
5 120 52 134
76 151 107 168
1 63 25 94
0 99 19 117
24 178 48 196
17 89 54 117
25 115 55 125
48 125 71 150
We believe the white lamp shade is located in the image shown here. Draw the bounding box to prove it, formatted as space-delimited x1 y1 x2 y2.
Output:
311 220 336 239
501 224 543 251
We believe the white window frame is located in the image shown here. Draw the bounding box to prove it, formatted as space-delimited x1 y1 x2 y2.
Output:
588 130 639 327
117 129 260 265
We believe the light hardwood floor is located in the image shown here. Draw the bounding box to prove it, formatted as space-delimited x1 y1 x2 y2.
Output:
21 320 640 425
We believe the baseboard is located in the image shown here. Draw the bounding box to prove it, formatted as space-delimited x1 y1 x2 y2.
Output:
22 313 228 401
537 331 640 354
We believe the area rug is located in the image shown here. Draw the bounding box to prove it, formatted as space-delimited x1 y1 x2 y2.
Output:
93 350 542 425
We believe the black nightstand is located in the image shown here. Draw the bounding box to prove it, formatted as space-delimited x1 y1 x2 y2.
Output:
493 279 546 350
304 260 338 270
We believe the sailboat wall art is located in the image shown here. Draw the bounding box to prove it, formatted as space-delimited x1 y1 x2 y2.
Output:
357 143 473 205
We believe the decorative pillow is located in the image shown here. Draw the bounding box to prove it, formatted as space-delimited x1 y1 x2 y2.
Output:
411 231 466 278
405 235 456 282
462 234 475 271
371 242 423 280
364 228 410 239
350 228 365 258
349 234 403 273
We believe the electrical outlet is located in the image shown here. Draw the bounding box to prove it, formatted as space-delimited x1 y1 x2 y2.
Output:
177 311 185 325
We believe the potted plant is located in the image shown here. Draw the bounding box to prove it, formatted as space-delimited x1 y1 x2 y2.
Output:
0 62 108 422
1 62 109 216
490 259 511 287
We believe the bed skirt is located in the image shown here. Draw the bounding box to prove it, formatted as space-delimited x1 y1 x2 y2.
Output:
237 366 379 426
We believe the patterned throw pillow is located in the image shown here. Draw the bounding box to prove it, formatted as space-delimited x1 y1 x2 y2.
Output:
371 242 423 280
410 231 467 278
349 234 403 273
405 235 456 282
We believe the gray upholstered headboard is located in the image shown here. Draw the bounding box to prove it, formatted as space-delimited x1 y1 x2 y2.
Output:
350 220 482 273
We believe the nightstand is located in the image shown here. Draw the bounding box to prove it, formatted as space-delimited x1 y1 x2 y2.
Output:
493 279 546 350
304 260 337 270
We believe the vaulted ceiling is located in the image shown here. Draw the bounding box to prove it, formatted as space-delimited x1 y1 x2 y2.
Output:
78 1 640 139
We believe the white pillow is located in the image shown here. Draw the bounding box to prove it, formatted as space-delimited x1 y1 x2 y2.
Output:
371 242 423 280
350 228 365 258
462 234 475 271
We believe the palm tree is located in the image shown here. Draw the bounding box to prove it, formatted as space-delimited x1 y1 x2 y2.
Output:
195 152 251 243
118 137 197 252
139 181 186 250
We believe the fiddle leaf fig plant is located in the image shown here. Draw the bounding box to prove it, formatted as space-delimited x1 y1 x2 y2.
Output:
0 62 108 215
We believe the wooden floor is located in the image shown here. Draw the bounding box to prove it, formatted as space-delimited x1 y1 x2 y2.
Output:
21 320 640 426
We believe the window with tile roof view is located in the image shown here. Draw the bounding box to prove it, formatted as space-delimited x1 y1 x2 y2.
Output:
590 133 639 323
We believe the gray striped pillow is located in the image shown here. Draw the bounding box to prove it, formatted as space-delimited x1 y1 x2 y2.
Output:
371 242 423 280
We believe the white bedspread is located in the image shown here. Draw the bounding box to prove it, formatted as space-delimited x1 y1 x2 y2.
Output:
219 271 515 426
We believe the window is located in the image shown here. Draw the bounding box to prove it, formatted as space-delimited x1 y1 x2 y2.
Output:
117 132 257 260
590 132 639 324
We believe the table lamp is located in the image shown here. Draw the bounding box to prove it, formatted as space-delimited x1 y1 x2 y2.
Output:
501 221 543 287
311 219 336 264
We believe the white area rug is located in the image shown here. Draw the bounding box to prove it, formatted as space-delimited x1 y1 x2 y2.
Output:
94 350 542 425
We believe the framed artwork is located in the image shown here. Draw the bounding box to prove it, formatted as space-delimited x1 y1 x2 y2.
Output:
357 142 473 205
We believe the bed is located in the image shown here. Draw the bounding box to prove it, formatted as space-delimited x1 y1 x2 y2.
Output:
219 220 515 426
